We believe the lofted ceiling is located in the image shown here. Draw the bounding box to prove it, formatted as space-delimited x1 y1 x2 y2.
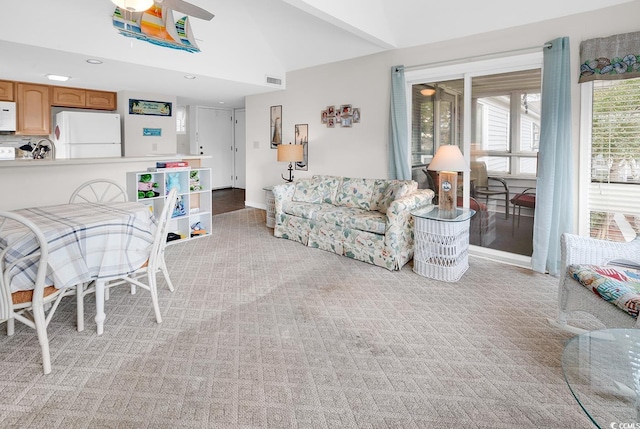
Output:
0 0 634 108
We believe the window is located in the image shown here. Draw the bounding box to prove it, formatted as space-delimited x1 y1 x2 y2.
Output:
584 78 640 241
471 70 541 177
176 105 187 134
411 82 461 166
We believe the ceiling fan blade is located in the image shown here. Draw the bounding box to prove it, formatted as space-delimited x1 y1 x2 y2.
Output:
155 0 214 20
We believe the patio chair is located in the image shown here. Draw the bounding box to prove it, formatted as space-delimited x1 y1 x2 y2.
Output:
0 212 70 374
470 161 510 219
510 187 536 235
549 232 640 335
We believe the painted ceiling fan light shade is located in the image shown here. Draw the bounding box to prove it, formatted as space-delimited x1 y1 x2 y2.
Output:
111 0 154 12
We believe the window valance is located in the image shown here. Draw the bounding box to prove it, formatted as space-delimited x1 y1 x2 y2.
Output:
579 31 640 83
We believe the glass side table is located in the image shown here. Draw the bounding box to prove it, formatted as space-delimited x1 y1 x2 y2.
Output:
411 206 475 282
562 329 640 427
263 186 275 228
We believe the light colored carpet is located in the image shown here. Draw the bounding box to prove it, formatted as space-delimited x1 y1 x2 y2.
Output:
0 208 597 428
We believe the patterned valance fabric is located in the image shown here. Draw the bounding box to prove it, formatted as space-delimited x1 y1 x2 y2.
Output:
579 31 640 83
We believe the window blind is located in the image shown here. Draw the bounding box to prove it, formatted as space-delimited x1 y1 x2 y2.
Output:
589 78 640 240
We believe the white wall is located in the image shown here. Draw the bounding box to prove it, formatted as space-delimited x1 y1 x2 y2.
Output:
244 1 640 213
118 91 177 156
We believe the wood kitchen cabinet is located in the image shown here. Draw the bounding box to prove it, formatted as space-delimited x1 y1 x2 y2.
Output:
86 90 116 110
16 83 50 135
51 86 85 108
0 80 14 101
52 87 116 110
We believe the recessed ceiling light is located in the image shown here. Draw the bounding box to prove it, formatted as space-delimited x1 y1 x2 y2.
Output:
46 74 70 82
184 75 196 80
86 59 103 65
219 101 225 104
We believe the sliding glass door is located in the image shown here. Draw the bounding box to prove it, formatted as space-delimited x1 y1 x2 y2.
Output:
406 53 543 264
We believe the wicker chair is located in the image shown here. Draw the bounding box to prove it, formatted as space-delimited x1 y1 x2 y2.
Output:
549 233 640 334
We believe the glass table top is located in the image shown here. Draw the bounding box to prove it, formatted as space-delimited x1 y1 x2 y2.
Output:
562 329 640 428
411 206 475 222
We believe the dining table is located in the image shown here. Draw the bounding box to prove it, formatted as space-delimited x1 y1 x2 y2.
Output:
1 201 156 335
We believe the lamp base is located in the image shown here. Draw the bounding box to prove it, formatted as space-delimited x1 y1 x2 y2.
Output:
281 162 294 182
438 171 458 212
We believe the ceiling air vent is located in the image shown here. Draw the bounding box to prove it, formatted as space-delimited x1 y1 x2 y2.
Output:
266 75 283 86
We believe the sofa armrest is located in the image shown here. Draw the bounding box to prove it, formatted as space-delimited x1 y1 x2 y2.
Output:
273 183 296 217
561 232 640 273
385 189 435 248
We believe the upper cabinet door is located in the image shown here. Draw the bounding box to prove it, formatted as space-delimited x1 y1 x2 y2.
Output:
0 81 14 101
86 90 116 110
16 83 50 135
51 87 86 108
51 87 116 110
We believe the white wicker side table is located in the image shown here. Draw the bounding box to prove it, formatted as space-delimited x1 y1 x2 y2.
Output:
411 207 475 282
263 186 276 228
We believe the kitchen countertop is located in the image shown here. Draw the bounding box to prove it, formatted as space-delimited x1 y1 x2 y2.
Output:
0 154 207 167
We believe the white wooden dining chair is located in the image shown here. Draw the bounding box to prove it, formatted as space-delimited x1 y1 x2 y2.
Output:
0 212 70 374
69 179 128 203
76 188 178 329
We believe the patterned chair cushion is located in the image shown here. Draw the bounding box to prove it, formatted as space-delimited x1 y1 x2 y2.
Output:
568 264 640 318
334 177 375 210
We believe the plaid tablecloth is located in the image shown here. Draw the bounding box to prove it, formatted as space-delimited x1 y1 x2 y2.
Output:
2 202 156 291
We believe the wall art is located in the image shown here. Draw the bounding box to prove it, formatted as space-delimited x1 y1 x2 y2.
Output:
294 124 308 171
129 99 172 116
270 105 282 149
321 104 361 128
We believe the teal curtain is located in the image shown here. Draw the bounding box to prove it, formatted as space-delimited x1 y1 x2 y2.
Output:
389 66 410 180
531 37 574 275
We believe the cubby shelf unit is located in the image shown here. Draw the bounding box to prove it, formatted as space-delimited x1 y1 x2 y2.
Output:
127 168 212 244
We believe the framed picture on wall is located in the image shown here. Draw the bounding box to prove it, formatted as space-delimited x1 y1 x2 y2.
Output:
294 124 308 171
270 105 282 149
321 110 328 124
352 108 361 123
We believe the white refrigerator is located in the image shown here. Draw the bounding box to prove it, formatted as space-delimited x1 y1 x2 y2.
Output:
54 111 122 159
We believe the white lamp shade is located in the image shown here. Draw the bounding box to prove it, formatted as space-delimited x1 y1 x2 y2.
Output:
427 145 469 172
111 0 154 12
277 144 304 162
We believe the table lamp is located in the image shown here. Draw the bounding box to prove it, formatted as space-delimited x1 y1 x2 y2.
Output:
427 145 469 212
277 143 304 182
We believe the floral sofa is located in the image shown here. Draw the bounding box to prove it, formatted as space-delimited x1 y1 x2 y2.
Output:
272 175 434 270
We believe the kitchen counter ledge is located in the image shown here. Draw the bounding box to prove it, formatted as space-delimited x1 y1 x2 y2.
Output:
0 154 207 167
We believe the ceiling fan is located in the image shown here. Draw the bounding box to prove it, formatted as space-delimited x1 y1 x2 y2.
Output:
155 0 214 20
111 0 214 20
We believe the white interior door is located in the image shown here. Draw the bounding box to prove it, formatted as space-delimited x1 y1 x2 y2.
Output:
234 109 246 189
196 107 233 189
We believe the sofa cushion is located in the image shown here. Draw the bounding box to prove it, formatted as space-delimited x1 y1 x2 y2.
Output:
313 206 386 235
568 264 640 318
310 175 342 203
283 201 331 220
292 178 324 204
377 182 414 214
334 177 375 210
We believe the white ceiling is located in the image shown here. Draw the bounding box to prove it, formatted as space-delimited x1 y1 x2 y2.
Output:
0 0 634 108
